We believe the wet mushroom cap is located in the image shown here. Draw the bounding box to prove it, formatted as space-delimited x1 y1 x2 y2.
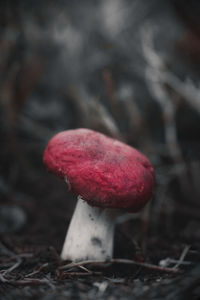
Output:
43 128 155 212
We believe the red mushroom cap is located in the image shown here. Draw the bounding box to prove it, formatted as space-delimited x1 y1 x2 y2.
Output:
43 128 155 212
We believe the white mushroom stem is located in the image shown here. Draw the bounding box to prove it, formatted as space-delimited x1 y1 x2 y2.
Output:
61 197 116 261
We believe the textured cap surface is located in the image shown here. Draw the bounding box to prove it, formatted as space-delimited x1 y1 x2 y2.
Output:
43 128 155 212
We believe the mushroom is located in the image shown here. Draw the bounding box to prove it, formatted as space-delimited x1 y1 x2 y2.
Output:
43 128 155 261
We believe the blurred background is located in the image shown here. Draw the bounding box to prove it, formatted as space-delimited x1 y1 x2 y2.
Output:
0 0 200 261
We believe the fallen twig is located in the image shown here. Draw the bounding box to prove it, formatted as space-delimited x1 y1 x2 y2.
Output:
159 258 193 268
63 271 102 277
0 273 7 283
49 246 63 279
0 274 55 288
8 278 53 287
59 258 181 274
2 256 22 276
173 245 191 269
25 263 49 278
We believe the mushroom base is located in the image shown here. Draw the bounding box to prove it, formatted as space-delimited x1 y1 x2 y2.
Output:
61 198 115 261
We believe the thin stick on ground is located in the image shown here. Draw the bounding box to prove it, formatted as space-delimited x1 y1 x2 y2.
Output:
2 257 22 276
63 271 102 277
173 245 191 269
25 263 49 278
59 258 181 274
0 277 55 287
